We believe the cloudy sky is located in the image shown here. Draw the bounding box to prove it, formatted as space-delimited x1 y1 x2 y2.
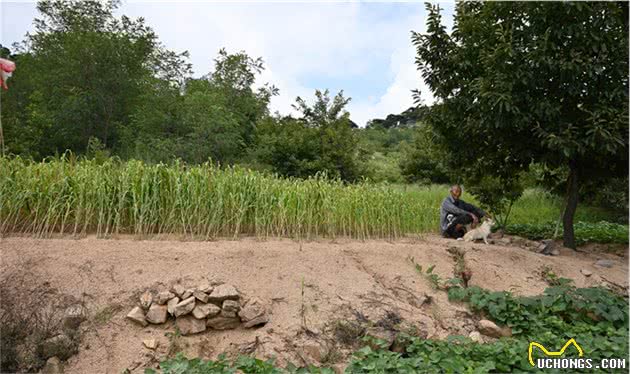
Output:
1 1 454 126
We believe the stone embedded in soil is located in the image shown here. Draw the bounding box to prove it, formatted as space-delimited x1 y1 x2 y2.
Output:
581 269 593 277
127 306 148 327
62 304 87 331
477 319 512 338
39 334 76 360
238 298 266 322
243 314 269 328
192 303 220 319
208 284 239 302
174 297 196 317
207 315 240 330
176 315 206 335
156 291 175 305
537 239 554 254
194 290 209 303
302 342 328 363
172 284 186 298
222 300 240 313
469 331 483 343
167 297 180 316
390 334 409 354
140 291 153 310
143 339 158 350
145 304 168 324
595 259 614 268
365 327 396 350
41 356 64 374
239 298 268 328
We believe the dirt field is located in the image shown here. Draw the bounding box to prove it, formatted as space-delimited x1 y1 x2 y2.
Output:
1 235 628 373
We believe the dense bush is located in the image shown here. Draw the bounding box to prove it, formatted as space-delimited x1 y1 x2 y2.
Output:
505 221 628 245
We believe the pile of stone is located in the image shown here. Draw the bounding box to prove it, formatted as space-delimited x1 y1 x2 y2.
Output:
126 283 268 335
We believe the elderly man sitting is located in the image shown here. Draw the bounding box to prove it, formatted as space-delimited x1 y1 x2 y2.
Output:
440 184 486 239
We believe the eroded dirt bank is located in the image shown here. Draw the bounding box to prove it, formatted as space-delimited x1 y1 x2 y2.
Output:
1 235 627 373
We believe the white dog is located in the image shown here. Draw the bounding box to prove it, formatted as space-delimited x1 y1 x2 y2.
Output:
463 218 495 245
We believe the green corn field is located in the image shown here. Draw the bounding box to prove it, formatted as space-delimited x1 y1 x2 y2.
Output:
0 156 612 240
0 156 447 240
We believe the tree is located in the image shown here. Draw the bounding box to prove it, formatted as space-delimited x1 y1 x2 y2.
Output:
254 90 361 181
413 2 628 247
119 48 274 164
1 0 191 158
294 90 361 181
399 123 450 185
208 49 278 148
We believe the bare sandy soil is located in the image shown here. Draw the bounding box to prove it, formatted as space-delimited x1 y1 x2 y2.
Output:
1 235 628 373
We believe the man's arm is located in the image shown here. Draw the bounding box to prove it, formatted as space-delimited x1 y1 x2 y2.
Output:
441 198 469 216
459 200 485 217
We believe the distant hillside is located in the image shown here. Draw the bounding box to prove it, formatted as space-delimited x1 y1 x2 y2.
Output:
366 105 429 129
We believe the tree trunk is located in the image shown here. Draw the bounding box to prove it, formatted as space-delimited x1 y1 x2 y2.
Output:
563 159 579 249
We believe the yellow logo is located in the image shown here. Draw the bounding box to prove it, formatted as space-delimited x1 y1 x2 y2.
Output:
528 338 584 366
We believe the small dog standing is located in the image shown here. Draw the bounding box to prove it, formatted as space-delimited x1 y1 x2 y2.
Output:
463 218 495 245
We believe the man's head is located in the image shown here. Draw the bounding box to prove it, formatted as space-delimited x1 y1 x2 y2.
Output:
450 184 462 200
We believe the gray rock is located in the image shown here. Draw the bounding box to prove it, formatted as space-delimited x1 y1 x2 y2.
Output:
477 319 511 338
208 284 239 302
207 316 240 330
143 339 158 350
238 298 266 322
198 282 213 294
538 239 555 255
62 304 87 331
365 327 395 350
469 331 483 343
194 290 209 303
222 300 240 313
581 269 593 277
39 334 76 360
171 284 186 298
176 315 206 335
167 297 180 316
156 291 175 305
220 309 237 318
140 291 153 310
243 314 269 328
302 342 328 363
596 259 614 268
126 306 148 327
145 304 168 324
192 303 221 319
182 289 194 300
41 357 64 374
174 297 196 317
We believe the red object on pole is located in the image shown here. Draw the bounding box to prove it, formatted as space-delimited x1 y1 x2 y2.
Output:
0 58 16 90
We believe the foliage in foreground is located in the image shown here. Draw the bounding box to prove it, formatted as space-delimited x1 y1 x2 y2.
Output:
153 283 628 373
146 354 333 374
504 221 629 246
